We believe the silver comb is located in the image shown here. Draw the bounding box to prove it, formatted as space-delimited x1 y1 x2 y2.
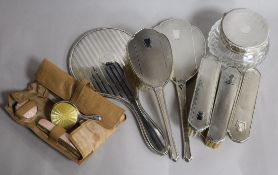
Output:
91 62 168 154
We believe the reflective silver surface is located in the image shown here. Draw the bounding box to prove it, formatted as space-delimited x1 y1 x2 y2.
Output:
68 28 168 155
206 67 241 144
227 68 261 142
188 55 221 132
208 8 269 70
128 28 178 161
1 1 277 173
221 8 269 49
154 19 206 80
128 29 173 88
153 19 206 161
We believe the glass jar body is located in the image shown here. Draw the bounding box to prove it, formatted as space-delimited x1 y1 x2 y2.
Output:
208 20 269 71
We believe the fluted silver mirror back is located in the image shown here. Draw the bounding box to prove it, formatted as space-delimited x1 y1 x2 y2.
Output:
127 29 173 87
68 28 131 81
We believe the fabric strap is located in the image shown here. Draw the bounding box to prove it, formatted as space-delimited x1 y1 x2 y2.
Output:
49 125 66 142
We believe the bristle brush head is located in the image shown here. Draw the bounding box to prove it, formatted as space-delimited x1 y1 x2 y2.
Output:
204 137 222 149
203 129 223 149
187 126 198 137
123 58 142 90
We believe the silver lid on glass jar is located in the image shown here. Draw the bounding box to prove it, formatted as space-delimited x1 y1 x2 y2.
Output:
208 8 269 70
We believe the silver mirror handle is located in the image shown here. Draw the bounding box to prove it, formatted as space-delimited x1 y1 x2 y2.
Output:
79 114 103 121
175 81 192 161
131 99 168 155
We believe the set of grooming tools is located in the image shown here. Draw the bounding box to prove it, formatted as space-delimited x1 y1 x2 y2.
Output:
68 8 269 162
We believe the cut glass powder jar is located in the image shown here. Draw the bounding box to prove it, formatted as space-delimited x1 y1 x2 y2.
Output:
208 8 269 71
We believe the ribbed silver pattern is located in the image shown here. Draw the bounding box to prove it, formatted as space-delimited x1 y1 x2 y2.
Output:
69 28 131 81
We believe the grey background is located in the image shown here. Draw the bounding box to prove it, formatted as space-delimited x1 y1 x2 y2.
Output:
0 0 277 175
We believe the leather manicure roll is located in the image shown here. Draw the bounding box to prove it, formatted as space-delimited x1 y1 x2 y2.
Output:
5 58 126 164
35 59 125 130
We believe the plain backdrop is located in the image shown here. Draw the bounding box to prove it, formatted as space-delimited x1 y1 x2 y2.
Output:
0 0 277 175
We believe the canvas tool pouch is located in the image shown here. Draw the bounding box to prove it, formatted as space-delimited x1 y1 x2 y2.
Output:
5 59 126 164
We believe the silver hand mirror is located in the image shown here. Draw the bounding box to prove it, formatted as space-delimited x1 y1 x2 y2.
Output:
127 28 178 161
154 19 206 161
68 28 167 155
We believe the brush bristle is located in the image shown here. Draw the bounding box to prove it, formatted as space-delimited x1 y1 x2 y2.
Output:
187 126 198 137
123 58 142 89
204 137 221 149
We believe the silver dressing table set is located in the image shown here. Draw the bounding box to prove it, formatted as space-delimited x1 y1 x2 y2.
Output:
68 8 269 162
